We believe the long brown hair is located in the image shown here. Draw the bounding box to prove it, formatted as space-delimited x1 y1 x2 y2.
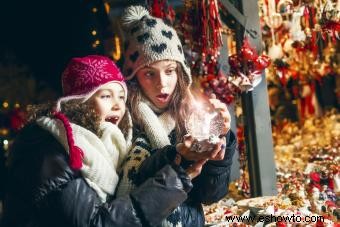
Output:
127 63 193 142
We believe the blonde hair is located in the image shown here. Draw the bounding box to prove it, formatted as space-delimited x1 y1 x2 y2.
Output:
127 63 193 142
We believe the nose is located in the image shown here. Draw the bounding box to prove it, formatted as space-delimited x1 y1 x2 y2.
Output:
156 74 167 89
111 97 120 110
112 104 120 111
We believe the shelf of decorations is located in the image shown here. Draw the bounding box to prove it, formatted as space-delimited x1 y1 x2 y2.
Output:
200 0 339 225
203 110 339 226
260 0 339 120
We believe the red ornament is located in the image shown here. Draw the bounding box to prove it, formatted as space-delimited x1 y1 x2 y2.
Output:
328 178 334 190
315 220 325 227
254 55 271 71
228 54 242 70
276 221 287 227
310 172 321 183
209 78 219 89
206 74 216 81
240 38 258 61
10 109 27 132
223 95 234 104
166 5 176 23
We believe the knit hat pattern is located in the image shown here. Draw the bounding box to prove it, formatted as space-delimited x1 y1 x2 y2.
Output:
121 5 192 85
56 55 127 111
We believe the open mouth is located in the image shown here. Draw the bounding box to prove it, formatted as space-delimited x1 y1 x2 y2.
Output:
156 93 169 103
105 116 120 125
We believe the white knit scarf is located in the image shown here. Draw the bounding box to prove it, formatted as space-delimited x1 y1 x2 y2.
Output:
36 117 129 202
136 98 176 148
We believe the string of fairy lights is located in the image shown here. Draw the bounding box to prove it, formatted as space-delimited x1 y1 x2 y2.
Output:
90 6 103 50
1 2 123 153
1 100 21 151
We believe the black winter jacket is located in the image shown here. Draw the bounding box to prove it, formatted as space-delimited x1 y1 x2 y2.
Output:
1 123 193 227
117 130 236 226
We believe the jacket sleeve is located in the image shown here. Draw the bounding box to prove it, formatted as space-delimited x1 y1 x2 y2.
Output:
134 131 237 200
134 144 178 185
189 130 237 204
134 131 237 205
117 132 178 187
41 165 190 227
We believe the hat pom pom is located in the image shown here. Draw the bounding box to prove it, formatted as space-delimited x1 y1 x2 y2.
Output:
122 5 149 28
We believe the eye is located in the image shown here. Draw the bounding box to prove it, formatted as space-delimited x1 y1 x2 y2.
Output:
144 71 154 78
165 67 176 75
100 94 112 99
119 95 125 100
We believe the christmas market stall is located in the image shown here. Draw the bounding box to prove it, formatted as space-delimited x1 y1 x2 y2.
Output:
101 0 340 226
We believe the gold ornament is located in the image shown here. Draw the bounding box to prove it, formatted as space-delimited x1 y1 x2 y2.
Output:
266 13 283 29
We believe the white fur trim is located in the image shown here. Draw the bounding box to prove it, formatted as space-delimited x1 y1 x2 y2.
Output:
55 81 128 112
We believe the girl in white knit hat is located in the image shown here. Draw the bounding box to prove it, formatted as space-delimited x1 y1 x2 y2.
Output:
117 6 237 227
2 55 194 227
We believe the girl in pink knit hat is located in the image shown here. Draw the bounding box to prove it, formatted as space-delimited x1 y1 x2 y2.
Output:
2 55 193 227
32 55 132 201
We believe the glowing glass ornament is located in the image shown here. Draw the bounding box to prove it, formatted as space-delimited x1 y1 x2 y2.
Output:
185 101 225 152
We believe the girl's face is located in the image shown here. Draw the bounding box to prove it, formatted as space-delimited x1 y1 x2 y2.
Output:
136 60 178 109
91 83 126 125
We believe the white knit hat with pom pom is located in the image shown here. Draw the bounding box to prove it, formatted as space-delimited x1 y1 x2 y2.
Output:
121 5 192 85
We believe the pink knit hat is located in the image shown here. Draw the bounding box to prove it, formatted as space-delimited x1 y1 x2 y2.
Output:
56 55 127 111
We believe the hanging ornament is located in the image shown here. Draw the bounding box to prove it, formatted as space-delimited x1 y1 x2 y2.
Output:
319 0 340 41
264 0 285 60
278 0 294 16
273 59 290 86
290 7 307 41
228 55 242 69
200 73 237 104
180 0 223 75
268 43 284 59
283 37 294 53
229 73 255 92
228 38 271 92
266 13 284 29
147 0 176 23
148 0 164 18
254 55 271 71
264 0 284 29
268 24 284 60
240 38 258 61
282 19 292 30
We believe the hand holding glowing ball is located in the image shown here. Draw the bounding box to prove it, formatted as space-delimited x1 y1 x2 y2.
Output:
185 99 230 153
